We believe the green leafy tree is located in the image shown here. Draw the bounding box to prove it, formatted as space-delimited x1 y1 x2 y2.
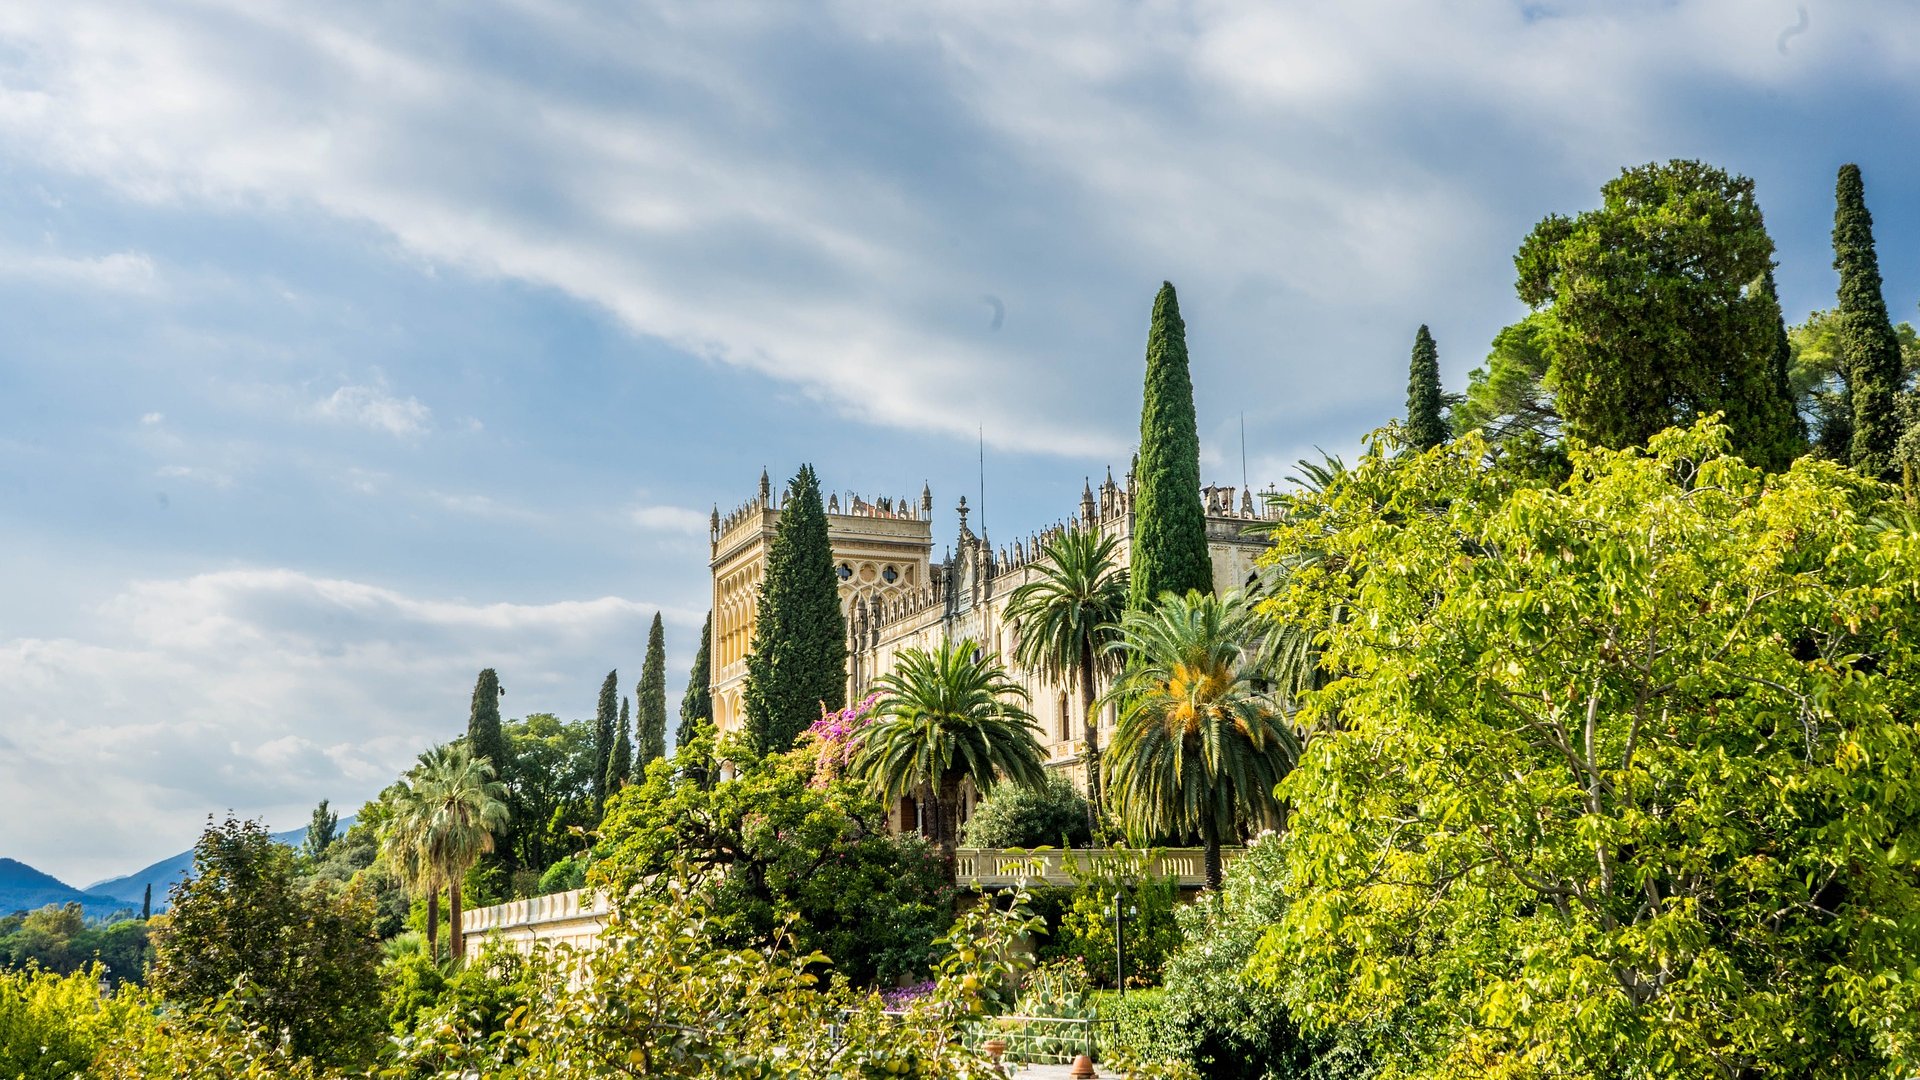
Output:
591 669 618 808
1789 306 1919 461
1834 163 1905 479
743 464 848 755
301 798 338 862
607 697 633 795
1253 420 1920 1076
1006 526 1129 813
1104 591 1299 891
1404 324 1447 451
1130 282 1214 608
498 712 598 873
851 638 1049 875
638 611 669 766
148 815 382 1067
595 739 954 987
678 612 713 753
467 667 509 774
1516 159 1802 470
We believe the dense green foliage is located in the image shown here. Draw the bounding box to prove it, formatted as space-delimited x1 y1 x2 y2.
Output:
744 464 849 755
960 773 1095 850
1007 525 1129 809
149 815 383 1067
638 611 669 766
497 712 598 875
0 905 149 986
1253 420 1920 1076
592 669 618 808
1130 282 1214 607
1515 159 1802 469
678 611 713 752
467 667 509 777
1038 849 1182 991
1151 837 1366 1080
1833 164 1905 479
595 738 955 988
853 637 1050 871
1789 306 1918 463
1403 325 1446 451
1104 590 1299 889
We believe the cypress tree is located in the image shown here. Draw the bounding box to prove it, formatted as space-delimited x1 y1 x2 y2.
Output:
1834 164 1903 480
591 669 617 807
1129 282 1213 609
607 697 632 795
466 668 508 773
1405 324 1447 451
743 464 848 755
1757 271 1809 464
637 613 668 766
677 612 713 753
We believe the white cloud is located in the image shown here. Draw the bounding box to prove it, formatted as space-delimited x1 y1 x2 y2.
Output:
0 567 695 886
314 382 432 438
155 463 234 488
0 248 158 293
629 504 709 535
4 2 1911 457
140 412 163 425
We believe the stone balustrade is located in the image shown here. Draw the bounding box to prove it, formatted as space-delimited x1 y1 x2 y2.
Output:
951 847 1235 889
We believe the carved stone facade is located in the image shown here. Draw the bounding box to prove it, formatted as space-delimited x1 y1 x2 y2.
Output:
709 463 1278 783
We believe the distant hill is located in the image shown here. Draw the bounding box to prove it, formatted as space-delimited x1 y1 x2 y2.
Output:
0 858 139 919
86 816 355 913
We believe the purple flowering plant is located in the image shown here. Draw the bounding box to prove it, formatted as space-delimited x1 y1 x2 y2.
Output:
800 692 881 786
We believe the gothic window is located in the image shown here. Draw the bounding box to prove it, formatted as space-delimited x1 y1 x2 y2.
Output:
882 565 898 584
837 563 853 581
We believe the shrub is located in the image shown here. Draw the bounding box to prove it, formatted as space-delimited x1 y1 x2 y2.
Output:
536 854 586 895
961 774 1095 849
1097 988 1180 1063
1039 849 1181 989
1156 836 1368 1080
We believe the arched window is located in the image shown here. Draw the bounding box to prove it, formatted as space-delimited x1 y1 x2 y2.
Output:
1058 691 1071 743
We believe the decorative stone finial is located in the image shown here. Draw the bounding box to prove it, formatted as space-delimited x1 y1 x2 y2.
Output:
759 468 770 500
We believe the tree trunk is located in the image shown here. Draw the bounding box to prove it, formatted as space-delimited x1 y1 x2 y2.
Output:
1079 640 1101 832
426 892 440 961
938 778 963 880
450 879 465 961
1201 814 1223 893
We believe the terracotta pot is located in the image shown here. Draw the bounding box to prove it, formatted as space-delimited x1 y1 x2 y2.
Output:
983 1037 1008 1062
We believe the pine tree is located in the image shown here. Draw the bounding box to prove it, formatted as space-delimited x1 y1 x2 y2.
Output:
466 668 508 773
591 669 617 807
607 697 633 796
1405 324 1447 451
743 465 848 755
1834 163 1903 480
1129 282 1214 609
637 612 669 766
677 612 713 753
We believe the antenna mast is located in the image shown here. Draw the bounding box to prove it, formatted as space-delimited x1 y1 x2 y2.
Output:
1240 413 1249 494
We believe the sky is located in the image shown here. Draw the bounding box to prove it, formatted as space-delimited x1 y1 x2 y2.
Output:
3 0 1920 888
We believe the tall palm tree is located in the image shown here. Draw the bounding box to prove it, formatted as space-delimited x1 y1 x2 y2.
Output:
1005 526 1129 816
403 742 511 960
852 638 1049 878
379 782 441 958
1104 590 1301 891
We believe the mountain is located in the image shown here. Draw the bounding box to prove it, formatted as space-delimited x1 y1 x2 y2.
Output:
0 858 139 919
86 816 355 912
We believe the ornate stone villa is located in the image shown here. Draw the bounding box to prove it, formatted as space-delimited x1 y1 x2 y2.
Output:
706 465 1280 827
